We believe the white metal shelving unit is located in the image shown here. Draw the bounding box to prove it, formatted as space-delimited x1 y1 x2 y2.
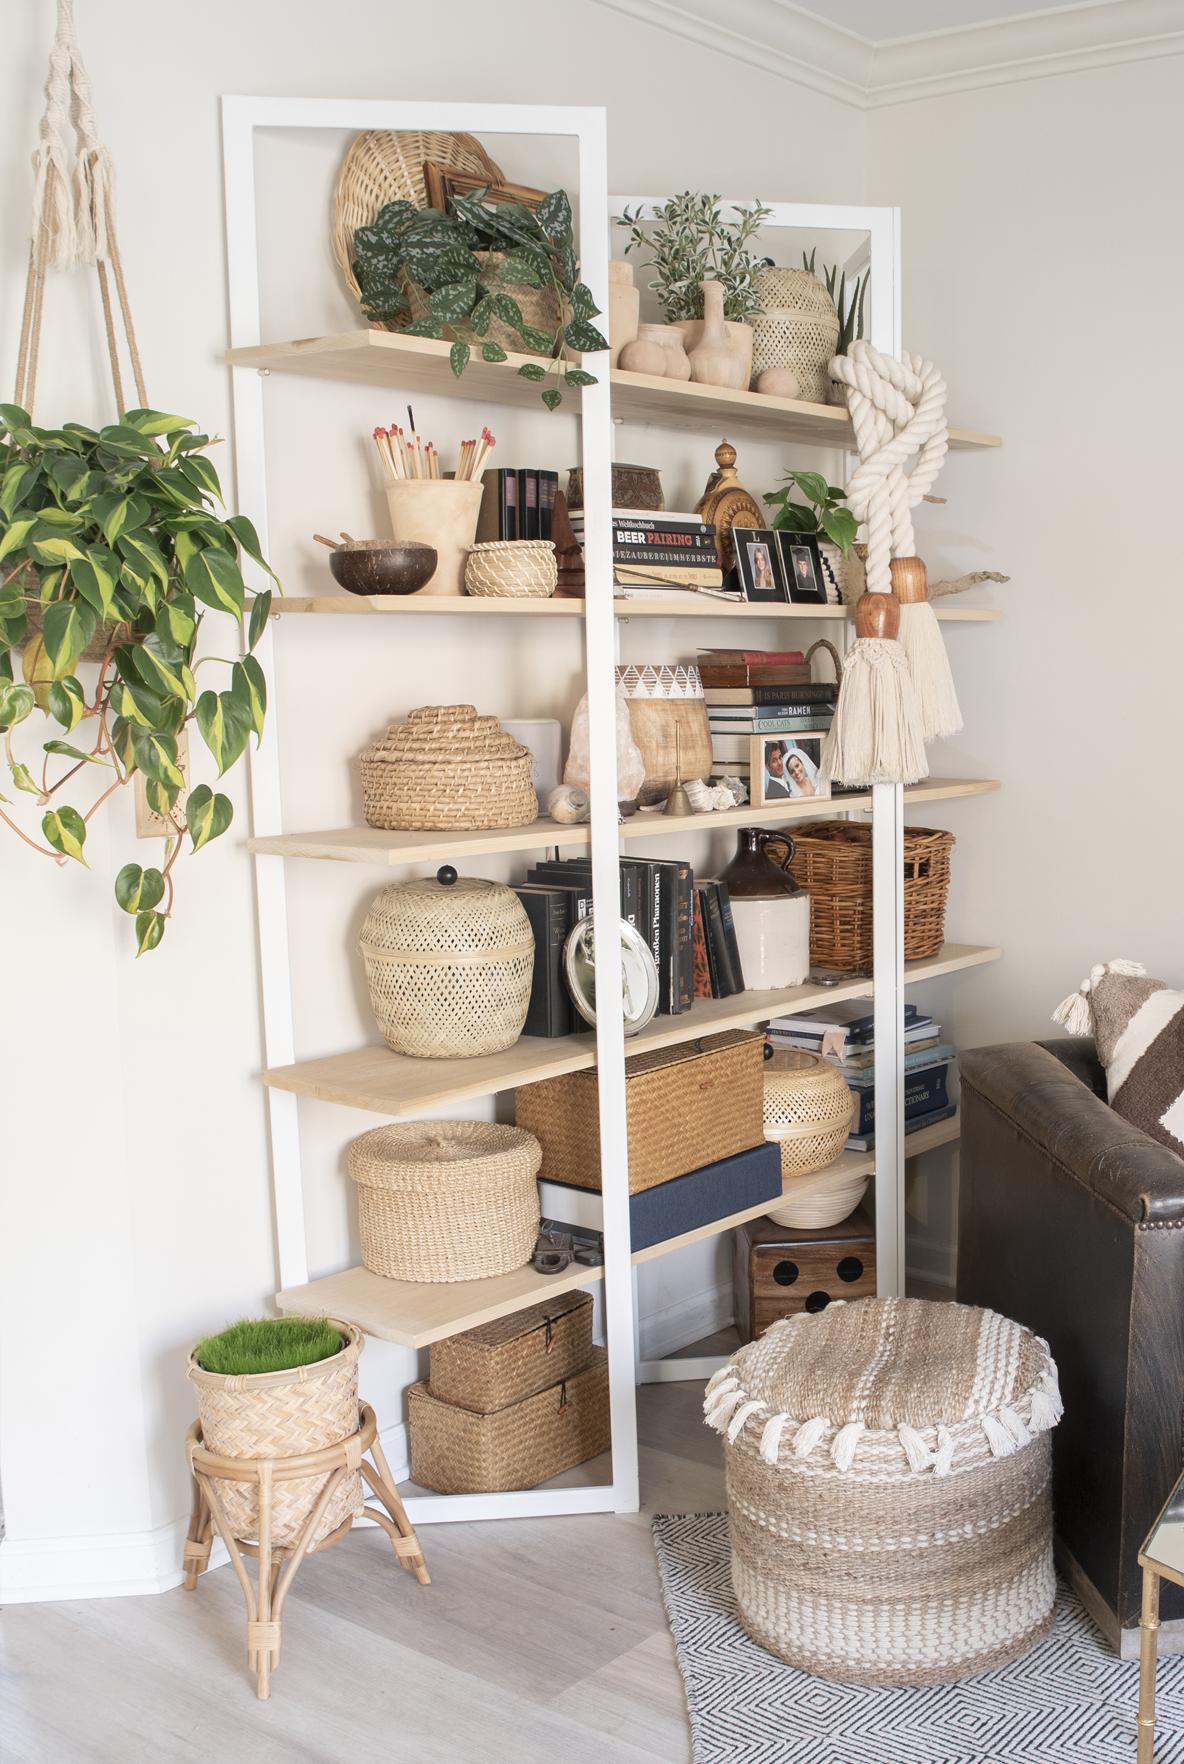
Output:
222 95 1001 1525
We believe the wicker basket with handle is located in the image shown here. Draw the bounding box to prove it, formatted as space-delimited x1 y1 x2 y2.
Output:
408 1351 610 1493
762 1048 855 1179
186 1320 363 1549
788 823 955 975
348 1120 541 1283
429 1292 595 1412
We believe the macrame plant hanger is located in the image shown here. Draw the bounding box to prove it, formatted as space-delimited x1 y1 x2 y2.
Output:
14 0 146 421
824 339 960 785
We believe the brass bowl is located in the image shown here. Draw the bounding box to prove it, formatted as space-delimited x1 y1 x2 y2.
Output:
330 541 437 596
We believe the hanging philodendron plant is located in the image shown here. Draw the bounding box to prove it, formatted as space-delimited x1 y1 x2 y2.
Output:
0 403 278 953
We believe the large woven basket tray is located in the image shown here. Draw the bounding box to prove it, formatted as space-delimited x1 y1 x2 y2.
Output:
788 822 954 974
186 1320 363 1549
348 1120 541 1283
359 704 538 832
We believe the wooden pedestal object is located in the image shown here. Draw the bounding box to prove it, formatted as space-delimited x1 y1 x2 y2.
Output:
733 1207 876 1343
183 1402 429 1700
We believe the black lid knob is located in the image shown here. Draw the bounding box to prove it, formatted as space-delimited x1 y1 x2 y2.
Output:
436 865 458 887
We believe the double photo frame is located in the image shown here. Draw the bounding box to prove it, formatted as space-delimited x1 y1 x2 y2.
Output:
731 528 829 605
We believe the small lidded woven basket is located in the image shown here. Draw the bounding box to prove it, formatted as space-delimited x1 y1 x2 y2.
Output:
465 540 558 599
748 267 840 402
359 704 538 832
348 1121 541 1283
358 867 535 1059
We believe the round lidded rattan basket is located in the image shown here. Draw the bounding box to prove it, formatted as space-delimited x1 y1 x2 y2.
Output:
762 1048 854 1180
358 868 535 1059
186 1320 363 1549
348 1121 542 1283
465 541 558 599
748 267 839 402
359 705 538 833
788 823 955 976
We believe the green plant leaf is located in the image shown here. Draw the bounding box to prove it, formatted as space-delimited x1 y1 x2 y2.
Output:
42 804 87 864
122 409 194 437
69 546 120 620
114 862 165 913
0 461 38 517
247 590 272 652
498 248 546 289
46 452 91 501
819 508 858 554
131 728 184 789
143 775 180 816
109 715 138 772
518 325 555 354
186 783 233 851
232 655 267 740
133 635 189 702
570 282 601 321
0 679 36 726
155 591 197 650
47 675 86 730
479 341 507 363
536 190 572 245
429 280 478 324
541 388 563 412
225 514 279 585
517 362 547 382
43 738 106 765
0 515 37 561
449 341 471 377
490 292 524 330
563 318 609 354
10 761 40 795
176 454 223 503
41 599 97 677
0 585 27 648
564 369 596 387
92 491 148 547
183 547 244 617
135 909 166 956
30 534 84 567
117 529 169 589
786 469 829 507
195 688 251 775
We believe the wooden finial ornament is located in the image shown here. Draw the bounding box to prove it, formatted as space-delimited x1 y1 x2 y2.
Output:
890 556 929 605
853 591 900 641
695 437 763 572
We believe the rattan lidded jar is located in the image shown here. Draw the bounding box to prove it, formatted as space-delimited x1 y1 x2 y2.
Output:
359 705 538 833
358 867 535 1059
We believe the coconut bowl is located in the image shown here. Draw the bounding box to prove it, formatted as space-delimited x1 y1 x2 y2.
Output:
330 540 437 597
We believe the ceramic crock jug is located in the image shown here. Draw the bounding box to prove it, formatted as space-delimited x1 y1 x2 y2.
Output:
717 827 811 988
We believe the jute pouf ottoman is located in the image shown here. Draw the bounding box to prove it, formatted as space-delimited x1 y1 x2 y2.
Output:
704 1295 1063 1685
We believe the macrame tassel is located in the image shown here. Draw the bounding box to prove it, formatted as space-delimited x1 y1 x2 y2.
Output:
1108 959 1148 977
823 597 929 787
933 1426 955 1477
704 1386 746 1431
1052 984 1094 1035
704 1368 737 1404
831 1420 865 1472
759 1413 790 1464
897 1423 932 1473
982 1412 1019 1458
1000 1405 1032 1448
893 558 962 741
726 1399 766 1444
792 1415 830 1459
1030 1370 1064 1430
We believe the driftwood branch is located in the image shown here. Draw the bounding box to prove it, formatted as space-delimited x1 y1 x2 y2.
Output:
928 569 1011 599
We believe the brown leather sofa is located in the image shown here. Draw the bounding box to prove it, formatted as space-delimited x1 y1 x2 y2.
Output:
958 1037 1184 1656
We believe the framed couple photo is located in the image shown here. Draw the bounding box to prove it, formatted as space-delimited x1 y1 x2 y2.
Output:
732 528 828 605
751 734 832 806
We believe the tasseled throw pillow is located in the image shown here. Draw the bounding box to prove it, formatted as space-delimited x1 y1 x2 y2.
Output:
1052 959 1184 1156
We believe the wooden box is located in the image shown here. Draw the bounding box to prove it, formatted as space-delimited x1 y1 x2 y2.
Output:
733 1207 876 1342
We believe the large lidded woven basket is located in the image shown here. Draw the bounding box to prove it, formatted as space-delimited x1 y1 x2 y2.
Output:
359 705 538 833
747 267 839 402
788 822 954 974
706 1296 1063 1685
186 1320 363 1550
348 1120 541 1283
358 868 535 1059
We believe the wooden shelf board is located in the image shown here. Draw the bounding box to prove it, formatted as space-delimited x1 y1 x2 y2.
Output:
226 331 1000 450
248 780 998 867
261 943 999 1118
614 599 1001 622
267 593 1000 623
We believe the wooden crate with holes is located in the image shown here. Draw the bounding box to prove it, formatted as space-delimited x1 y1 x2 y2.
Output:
733 1207 876 1342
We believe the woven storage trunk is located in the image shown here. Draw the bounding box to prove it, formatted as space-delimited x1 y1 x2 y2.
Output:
429 1291 594 1411
789 822 955 974
187 1321 363 1550
706 1296 1062 1685
348 1121 541 1282
762 1048 855 1179
516 1029 765 1194
359 869 534 1059
359 705 538 832
408 1350 610 1493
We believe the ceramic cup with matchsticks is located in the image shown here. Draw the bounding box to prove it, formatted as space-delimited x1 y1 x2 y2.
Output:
375 424 494 597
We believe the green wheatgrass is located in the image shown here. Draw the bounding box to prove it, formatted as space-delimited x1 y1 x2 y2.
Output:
194 1316 344 1377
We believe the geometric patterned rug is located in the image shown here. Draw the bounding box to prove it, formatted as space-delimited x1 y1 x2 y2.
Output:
653 1513 1184 1764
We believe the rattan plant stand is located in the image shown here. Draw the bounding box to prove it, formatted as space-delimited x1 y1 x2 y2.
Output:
182 1403 429 1699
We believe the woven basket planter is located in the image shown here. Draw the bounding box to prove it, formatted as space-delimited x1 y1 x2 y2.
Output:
762 1048 854 1179
408 1350 610 1493
359 705 538 832
748 269 839 403
788 822 955 975
465 540 558 599
358 870 535 1058
186 1321 363 1549
348 1121 541 1283
706 1296 1062 1685
515 1029 765 1193
429 1292 594 1412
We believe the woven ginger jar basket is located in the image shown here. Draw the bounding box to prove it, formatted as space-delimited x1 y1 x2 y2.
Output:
706 1296 1062 1685
359 704 538 833
359 867 534 1059
762 1045 855 1175
186 1320 363 1550
748 267 839 403
348 1121 541 1282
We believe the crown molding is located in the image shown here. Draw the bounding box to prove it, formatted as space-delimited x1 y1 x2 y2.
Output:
591 0 1184 108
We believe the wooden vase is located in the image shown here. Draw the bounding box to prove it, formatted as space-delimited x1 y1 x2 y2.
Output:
686 280 748 390
608 260 640 367
619 323 670 377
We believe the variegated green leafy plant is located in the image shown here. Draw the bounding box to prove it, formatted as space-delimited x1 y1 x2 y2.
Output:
0 404 278 953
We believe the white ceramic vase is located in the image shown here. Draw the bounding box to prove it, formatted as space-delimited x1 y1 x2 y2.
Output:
729 893 811 989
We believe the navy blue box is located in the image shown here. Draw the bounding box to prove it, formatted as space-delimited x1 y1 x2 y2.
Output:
540 1141 782 1254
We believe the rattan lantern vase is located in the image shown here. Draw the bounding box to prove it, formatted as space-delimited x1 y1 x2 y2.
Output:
762 1048 854 1179
359 704 538 833
358 867 535 1059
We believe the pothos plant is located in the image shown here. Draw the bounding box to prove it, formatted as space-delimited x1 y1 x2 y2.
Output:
763 470 858 555
351 188 608 410
0 403 278 954
613 192 772 323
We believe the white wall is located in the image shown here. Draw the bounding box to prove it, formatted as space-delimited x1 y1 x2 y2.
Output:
0 0 865 1597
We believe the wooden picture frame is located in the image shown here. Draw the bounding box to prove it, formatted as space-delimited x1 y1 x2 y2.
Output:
732 527 786 603
751 733 830 806
423 163 547 215
777 531 828 603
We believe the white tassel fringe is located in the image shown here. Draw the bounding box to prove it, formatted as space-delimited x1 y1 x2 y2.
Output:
759 1413 790 1464
898 1423 932 1473
703 1368 737 1404
823 637 929 787
792 1416 830 1459
831 1420 865 1472
1053 958 1147 1033
1000 1405 1032 1447
982 1412 1019 1458
704 1387 746 1431
897 600 962 741
1030 1370 1064 1430
933 1426 955 1477
726 1399 766 1444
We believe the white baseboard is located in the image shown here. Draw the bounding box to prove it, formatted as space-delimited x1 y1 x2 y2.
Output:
0 1417 409 1604
639 1282 732 1361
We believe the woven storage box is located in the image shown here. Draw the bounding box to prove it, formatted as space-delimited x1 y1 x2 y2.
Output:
408 1350 610 1493
429 1291 594 1411
359 704 538 832
187 1320 363 1550
788 822 955 974
465 540 558 599
748 268 839 402
348 1121 541 1282
358 870 534 1058
706 1296 1062 1685
515 1029 765 1194
762 1048 855 1179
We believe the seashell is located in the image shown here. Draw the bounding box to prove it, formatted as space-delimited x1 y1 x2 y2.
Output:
548 785 590 825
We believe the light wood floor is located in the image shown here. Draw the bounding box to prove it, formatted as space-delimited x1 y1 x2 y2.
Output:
0 1381 722 1764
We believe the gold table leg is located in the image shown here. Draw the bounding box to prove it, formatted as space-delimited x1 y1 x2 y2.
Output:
1138 1564 1160 1764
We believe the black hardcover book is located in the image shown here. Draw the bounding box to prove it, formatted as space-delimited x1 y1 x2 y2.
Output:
527 858 640 930
608 544 721 567
640 859 669 1013
513 886 573 1037
540 470 558 541
702 883 741 997
714 882 746 994
648 857 694 1013
502 469 518 541
517 468 540 540
697 884 723 997
704 681 836 706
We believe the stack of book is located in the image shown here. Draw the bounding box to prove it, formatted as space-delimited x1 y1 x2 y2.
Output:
698 648 812 689
766 1000 956 1152
514 859 747 1037
475 467 560 542
569 508 729 597
707 680 837 771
